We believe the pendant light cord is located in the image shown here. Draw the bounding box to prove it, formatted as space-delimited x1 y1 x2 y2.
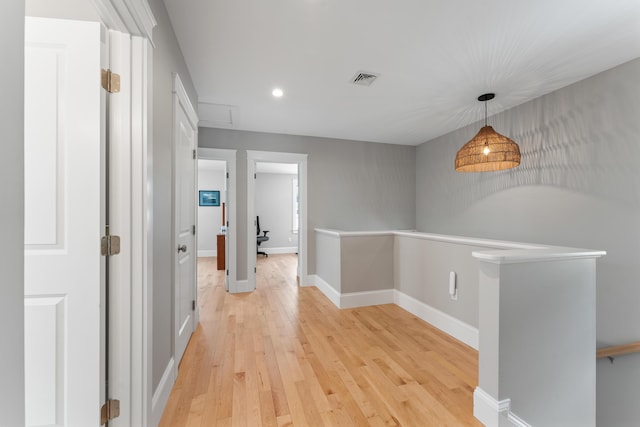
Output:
483 99 489 150
484 100 487 126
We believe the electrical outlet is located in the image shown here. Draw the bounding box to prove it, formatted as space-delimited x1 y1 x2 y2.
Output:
449 271 458 300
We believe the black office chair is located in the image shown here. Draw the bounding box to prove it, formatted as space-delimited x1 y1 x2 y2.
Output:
256 216 270 257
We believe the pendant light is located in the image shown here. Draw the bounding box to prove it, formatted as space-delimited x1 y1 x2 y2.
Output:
455 93 520 172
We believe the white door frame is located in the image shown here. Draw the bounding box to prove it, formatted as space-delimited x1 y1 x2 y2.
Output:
198 148 238 293
102 30 154 427
172 72 198 366
89 1 156 427
247 151 309 291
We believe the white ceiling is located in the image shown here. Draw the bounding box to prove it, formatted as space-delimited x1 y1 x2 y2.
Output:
164 0 640 146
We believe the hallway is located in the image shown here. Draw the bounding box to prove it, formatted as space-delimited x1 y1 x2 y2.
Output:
159 255 481 426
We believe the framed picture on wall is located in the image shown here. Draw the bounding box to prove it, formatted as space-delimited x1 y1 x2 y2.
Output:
199 190 220 206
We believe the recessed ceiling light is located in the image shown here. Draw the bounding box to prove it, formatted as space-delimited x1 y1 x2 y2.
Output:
272 88 284 98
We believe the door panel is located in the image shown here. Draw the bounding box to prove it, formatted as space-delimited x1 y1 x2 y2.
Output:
174 80 197 365
24 17 102 427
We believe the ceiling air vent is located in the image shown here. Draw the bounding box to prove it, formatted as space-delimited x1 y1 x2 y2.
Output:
350 71 379 86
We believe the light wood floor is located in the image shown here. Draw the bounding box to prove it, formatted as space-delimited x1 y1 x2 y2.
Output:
159 254 481 426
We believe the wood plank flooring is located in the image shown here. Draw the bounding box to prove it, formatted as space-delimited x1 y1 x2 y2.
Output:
159 254 481 426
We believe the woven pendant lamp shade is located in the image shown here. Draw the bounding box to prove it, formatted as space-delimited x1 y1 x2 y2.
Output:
455 125 521 172
455 93 521 172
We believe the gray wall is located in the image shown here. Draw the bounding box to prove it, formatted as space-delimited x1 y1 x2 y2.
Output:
256 172 298 250
416 58 640 426
315 232 342 292
199 128 416 280
341 235 394 293
501 260 596 426
395 237 486 328
0 2 25 425
148 0 199 392
26 0 99 21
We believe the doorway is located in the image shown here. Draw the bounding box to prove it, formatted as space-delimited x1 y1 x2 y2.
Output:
246 151 308 291
197 158 227 306
198 148 237 293
254 162 300 286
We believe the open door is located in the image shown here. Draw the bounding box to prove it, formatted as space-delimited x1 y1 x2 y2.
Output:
24 17 104 426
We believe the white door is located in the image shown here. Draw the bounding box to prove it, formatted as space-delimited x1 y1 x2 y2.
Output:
173 75 198 364
24 17 103 427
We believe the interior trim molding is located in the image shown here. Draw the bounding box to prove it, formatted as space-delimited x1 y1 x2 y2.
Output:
92 0 157 42
310 275 341 307
172 73 198 129
234 280 253 294
299 275 316 288
394 290 479 350
150 357 175 427
340 289 395 309
309 276 478 350
473 387 531 427
197 250 217 257
263 246 298 255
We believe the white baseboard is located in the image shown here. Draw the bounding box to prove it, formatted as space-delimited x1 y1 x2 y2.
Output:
340 289 395 309
394 290 479 350
474 387 510 427
311 275 341 307
299 274 314 287
150 357 176 427
197 250 217 257
263 246 298 255
507 412 532 427
473 387 531 427
231 280 253 294
309 276 478 349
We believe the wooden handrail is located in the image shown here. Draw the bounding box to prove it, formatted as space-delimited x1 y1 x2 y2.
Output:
597 342 640 360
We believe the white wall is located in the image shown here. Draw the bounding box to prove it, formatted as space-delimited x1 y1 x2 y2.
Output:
255 172 298 252
0 1 25 425
198 162 225 256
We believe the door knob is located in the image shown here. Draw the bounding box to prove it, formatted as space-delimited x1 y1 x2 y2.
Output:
177 244 187 253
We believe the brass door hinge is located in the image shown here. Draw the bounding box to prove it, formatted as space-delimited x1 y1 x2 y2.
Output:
101 234 121 256
100 399 120 425
101 69 121 93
